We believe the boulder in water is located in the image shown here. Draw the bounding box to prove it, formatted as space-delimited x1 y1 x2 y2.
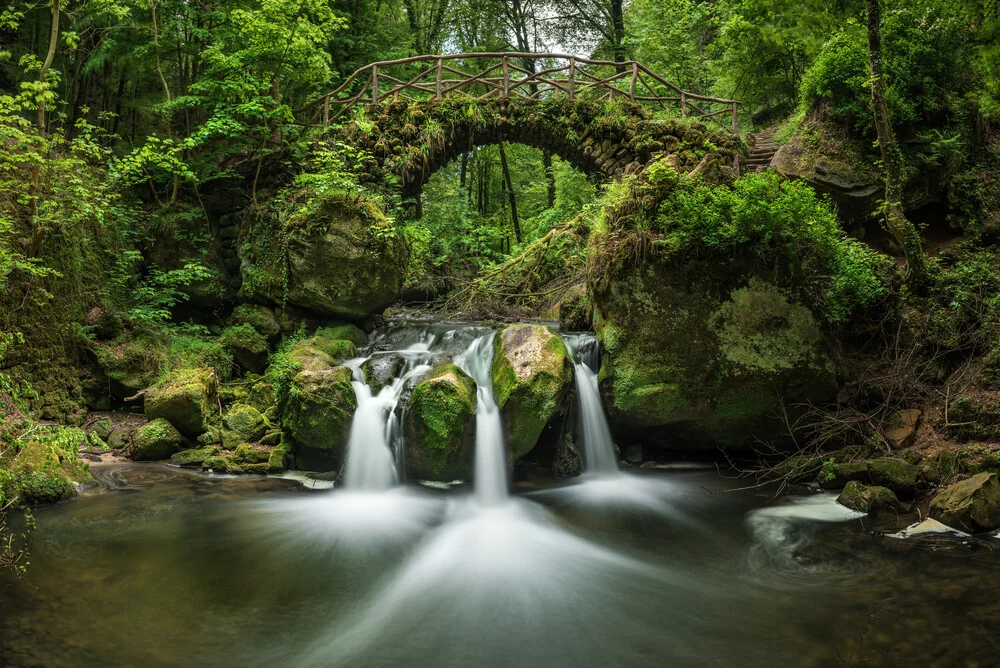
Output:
836 481 897 513
282 364 357 470
491 324 572 461
406 362 477 481
144 368 218 438
14 436 92 503
930 472 1000 532
362 353 406 393
131 418 185 461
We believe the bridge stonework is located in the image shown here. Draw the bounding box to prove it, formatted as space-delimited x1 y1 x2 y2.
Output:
334 97 743 201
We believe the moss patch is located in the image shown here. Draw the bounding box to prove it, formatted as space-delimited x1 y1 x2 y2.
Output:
406 362 477 480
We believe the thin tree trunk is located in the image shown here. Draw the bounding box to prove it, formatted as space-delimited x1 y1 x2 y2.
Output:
498 143 521 243
866 0 926 285
28 0 61 255
151 1 180 205
543 150 555 208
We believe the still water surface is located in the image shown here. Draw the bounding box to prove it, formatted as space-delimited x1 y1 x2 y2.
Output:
2 463 999 667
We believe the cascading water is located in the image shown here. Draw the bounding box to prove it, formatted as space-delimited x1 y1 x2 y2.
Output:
564 334 619 477
455 332 508 506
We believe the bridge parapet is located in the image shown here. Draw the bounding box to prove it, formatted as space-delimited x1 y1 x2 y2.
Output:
299 53 740 135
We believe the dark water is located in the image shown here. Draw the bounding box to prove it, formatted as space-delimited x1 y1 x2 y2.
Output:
2 464 999 668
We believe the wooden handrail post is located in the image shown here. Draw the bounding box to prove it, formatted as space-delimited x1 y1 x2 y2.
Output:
372 65 379 104
680 92 687 117
435 58 442 99
629 62 638 102
502 56 509 98
568 57 575 100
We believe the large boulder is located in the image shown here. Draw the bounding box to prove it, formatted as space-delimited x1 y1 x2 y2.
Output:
837 481 897 514
592 260 841 454
131 418 185 461
491 325 572 461
281 364 357 470
229 304 281 342
220 324 270 374
930 472 1000 532
361 353 406 393
221 403 268 449
14 433 92 503
239 192 408 320
406 363 477 481
144 368 218 438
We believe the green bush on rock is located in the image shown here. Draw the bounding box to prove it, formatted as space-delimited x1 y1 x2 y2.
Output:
406 363 477 481
491 325 572 461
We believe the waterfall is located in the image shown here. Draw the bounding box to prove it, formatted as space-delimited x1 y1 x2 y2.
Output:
564 334 619 477
456 333 508 506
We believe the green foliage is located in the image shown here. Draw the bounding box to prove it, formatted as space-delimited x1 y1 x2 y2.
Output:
636 168 891 323
820 456 837 482
103 249 213 329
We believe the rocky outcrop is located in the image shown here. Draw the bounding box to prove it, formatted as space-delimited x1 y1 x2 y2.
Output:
930 472 1000 532
406 363 477 481
144 368 218 438
239 193 408 320
491 325 572 461
592 260 841 454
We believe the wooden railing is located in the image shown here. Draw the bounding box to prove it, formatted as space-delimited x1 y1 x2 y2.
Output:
299 53 740 134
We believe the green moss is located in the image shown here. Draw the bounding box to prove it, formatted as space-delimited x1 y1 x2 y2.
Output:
203 455 242 474
13 430 92 503
222 403 267 449
930 472 1000 532
220 324 270 373
281 365 357 470
131 418 184 461
234 443 271 464
229 304 280 340
170 446 221 467
315 324 368 348
307 336 357 362
491 325 572 460
837 481 896 513
144 368 217 438
267 441 292 473
406 363 477 480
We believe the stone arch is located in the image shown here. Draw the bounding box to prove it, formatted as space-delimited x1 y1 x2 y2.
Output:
334 97 742 206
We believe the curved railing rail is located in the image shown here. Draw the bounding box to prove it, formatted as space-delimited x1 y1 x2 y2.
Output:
298 53 740 134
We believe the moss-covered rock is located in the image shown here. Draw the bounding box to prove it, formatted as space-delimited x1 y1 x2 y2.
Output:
239 192 408 320
131 418 185 461
946 393 1000 441
281 365 357 470
306 336 357 362
361 353 406 393
221 403 268 449
316 324 368 348
229 304 281 341
170 446 221 467
144 368 218 438
220 324 270 374
866 458 921 495
836 480 897 513
557 284 593 332
106 428 132 450
234 443 271 464
491 325 572 461
929 472 1000 532
592 258 841 454
406 362 477 480
13 433 92 504
267 440 293 473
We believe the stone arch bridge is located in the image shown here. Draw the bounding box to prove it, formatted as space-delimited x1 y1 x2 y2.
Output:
297 53 743 201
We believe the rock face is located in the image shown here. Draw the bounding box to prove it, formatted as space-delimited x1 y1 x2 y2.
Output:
131 418 185 461
592 259 840 454
930 472 1000 532
837 480 897 513
240 193 408 320
406 363 477 480
281 346 357 470
491 325 572 461
144 368 218 438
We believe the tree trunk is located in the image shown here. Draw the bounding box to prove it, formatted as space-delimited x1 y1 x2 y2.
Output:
543 150 555 208
498 143 521 243
610 0 627 72
866 0 926 285
28 0 61 256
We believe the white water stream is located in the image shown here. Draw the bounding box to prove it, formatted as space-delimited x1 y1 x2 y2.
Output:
563 334 619 476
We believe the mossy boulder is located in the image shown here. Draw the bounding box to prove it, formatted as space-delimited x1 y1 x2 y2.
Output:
316 324 368 348
13 435 92 504
239 192 408 320
220 324 270 374
131 418 185 461
557 284 593 332
267 440 293 473
946 393 1000 441
221 403 268 449
836 480 897 513
591 257 840 454
306 336 357 362
491 325 572 461
361 353 406 393
281 365 357 470
229 304 281 342
929 472 1000 532
818 457 922 495
144 368 218 438
170 446 222 467
406 363 477 481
